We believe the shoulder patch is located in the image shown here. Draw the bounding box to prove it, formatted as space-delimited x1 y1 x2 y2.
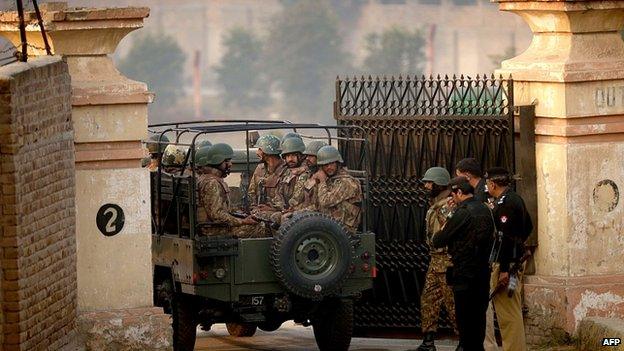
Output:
500 215 508 223
497 195 507 205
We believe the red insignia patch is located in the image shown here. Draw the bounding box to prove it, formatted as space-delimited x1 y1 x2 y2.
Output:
500 216 508 223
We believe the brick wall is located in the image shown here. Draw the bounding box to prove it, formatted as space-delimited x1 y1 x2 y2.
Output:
0 57 76 350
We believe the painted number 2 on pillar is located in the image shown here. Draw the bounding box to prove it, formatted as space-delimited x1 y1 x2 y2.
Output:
96 204 125 237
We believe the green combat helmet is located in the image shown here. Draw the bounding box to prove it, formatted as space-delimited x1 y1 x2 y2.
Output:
316 145 344 165
196 143 234 167
255 135 282 155
162 145 189 167
195 139 212 150
281 137 306 156
281 132 301 143
422 167 451 186
304 140 328 156
146 134 170 154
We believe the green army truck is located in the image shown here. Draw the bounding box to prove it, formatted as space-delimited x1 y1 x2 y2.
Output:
148 122 376 351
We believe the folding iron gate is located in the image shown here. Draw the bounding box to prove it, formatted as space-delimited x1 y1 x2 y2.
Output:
334 75 515 334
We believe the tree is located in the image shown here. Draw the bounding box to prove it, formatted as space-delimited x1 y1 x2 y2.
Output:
264 0 348 121
362 26 425 75
214 27 269 109
118 32 186 110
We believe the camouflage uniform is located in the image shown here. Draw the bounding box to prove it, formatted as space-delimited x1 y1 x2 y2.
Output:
289 169 317 211
279 165 309 210
317 168 362 233
420 189 457 333
197 167 268 238
249 161 288 222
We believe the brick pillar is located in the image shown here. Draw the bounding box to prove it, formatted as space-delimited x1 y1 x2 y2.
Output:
0 3 171 349
494 0 624 343
0 57 76 351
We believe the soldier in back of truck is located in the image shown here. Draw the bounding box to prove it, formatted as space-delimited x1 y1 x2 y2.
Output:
484 167 532 351
286 140 328 213
249 135 288 219
274 136 309 217
195 143 269 238
143 134 170 171
311 145 363 233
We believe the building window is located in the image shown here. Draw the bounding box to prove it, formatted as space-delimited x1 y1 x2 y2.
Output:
379 0 407 4
452 0 476 5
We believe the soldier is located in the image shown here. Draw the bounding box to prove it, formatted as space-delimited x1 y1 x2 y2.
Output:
281 132 301 146
313 145 362 233
455 158 487 202
302 140 328 170
248 135 286 205
415 167 457 351
143 134 170 172
432 177 494 351
196 139 212 149
288 140 328 212
484 167 532 351
161 144 189 174
277 137 309 211
195 143 268 238
249 135 288 221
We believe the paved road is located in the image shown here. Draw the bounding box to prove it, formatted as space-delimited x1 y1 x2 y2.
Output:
196 322 458 351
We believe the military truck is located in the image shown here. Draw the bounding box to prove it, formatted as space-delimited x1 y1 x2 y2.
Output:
148 121 376 351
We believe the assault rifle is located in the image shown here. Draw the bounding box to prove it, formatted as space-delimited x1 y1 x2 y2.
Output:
231 211 280 230
489 251 532 300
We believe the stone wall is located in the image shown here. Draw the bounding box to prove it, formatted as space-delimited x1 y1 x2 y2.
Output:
0 57 76 350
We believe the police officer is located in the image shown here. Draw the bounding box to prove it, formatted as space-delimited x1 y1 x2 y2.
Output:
249 135 287 209
195 143 267 238
485 167 532 351
455 158 487 202
432 177 494 351
143 134 170 171
313 145 362 233
416 167 457 351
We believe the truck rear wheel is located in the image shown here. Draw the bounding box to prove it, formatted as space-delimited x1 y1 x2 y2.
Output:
313 298 354 351
226 322 257 337
271 212 354 300
172 293 197 351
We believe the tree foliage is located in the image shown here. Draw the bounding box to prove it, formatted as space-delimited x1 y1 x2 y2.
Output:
118 32 186 108
215 27 269 109
362 26 425 75
264 0 348 120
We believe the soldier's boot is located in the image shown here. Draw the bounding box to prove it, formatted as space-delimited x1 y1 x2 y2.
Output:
416 332 436 351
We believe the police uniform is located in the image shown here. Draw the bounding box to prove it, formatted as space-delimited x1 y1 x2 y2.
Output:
420 189 457 335
490 188 532 351
432 196 494 351
197 167 268 238
317 168 362 233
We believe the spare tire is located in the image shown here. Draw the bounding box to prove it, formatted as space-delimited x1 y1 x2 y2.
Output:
270 212 354 300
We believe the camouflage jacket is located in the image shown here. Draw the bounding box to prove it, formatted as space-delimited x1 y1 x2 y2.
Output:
196 167 243 228
317 168 362 233
290 172 319 211
426 190 453 273
249 161 288 209
278 165 309 210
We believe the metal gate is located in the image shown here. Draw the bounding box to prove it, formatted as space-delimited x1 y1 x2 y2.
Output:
334 75 515 334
